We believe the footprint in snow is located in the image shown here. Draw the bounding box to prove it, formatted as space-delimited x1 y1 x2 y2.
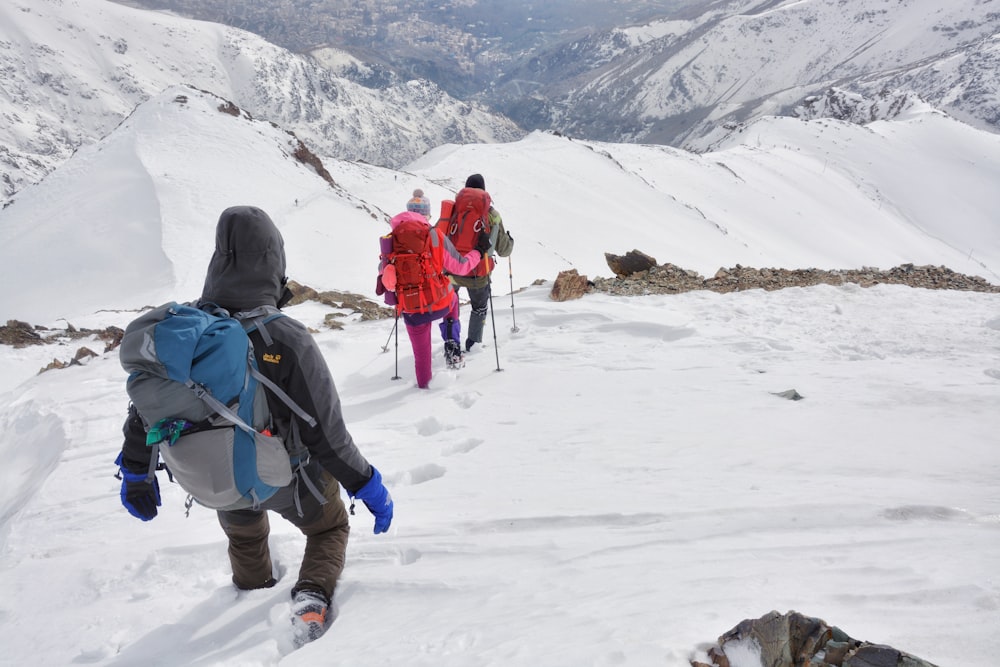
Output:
416 416 453 436
442 438 483 456
400 463 446 485
882 505 970 521
451 391 480 409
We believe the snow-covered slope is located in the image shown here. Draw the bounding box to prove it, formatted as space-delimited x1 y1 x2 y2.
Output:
386 111 1000 287
0 85 391 323
0 0 522 204
2 86 997 326
1 279 998 667
0 61 998 667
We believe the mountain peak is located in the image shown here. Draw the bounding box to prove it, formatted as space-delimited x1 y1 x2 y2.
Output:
0 0 522 205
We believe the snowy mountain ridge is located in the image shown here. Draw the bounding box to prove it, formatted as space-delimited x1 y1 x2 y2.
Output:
496 0 1000 150
2 84 998 327
0 0 522 205
100 0 1000 153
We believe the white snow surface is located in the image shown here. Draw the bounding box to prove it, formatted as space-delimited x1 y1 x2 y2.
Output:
0 87 998 666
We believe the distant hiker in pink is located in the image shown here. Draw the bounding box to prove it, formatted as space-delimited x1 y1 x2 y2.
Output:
376 191 490 388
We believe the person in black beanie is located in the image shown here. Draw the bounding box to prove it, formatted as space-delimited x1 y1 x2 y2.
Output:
447 174 514 352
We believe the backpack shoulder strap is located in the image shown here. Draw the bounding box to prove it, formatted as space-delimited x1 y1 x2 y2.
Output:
233 307 318 429
234 307 323 512
235 305 284 346
249 366 317 428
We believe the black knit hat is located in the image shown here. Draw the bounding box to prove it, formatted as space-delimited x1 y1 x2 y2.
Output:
465 173 485 190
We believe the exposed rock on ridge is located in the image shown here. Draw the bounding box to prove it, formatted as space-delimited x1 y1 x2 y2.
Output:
588 260 1000 297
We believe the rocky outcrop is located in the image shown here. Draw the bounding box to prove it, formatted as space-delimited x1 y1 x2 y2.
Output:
6 280 390 379
590 262 1000 296
692 610 938 667
39 346 99 374
1 319 123 350
0 320 44 347
605 249 658 278
550 269 592 301
291 138 336 187
795 87 924 125
286 280 394 323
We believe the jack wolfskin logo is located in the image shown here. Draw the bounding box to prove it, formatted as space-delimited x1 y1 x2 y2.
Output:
262 353 282 365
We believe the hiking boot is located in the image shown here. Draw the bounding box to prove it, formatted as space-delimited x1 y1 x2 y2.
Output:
444 340 464 368
291 589 330 646
465 339 476 352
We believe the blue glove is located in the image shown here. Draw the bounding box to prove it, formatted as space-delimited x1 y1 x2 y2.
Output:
115 452 161 521
353 467 393 534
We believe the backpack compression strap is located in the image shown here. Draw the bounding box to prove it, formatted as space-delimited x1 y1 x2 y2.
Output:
236 306 326 513
185 379 258 434
249 368 326 515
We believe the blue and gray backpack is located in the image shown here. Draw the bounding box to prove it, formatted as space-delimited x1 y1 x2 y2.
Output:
119 302 321 512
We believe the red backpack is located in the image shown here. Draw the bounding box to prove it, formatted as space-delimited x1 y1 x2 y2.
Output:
440 187 493 277
384 218 452 314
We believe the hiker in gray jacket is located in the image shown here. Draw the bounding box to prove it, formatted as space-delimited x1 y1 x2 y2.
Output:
115 205 392 643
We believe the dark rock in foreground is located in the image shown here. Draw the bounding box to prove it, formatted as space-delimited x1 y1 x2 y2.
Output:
691 610 938 667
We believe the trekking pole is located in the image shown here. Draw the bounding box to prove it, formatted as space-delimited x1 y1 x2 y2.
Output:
487 281 503 373
391 312 402 381
381 316 397 353
508 257 519 333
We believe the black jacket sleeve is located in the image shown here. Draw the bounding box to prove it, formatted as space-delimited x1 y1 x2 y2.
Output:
120 403 151 473
250 316 374 494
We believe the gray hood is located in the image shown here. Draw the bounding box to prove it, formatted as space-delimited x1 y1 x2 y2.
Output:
200 206 288 311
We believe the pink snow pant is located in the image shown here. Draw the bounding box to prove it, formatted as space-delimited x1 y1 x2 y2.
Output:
404 292 460 388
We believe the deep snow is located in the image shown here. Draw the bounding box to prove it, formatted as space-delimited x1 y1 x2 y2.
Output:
0 85 998 666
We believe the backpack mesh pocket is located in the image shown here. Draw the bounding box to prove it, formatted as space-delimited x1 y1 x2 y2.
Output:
159 427 293 510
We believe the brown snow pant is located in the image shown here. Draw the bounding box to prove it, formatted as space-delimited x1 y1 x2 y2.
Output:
217 464 350 603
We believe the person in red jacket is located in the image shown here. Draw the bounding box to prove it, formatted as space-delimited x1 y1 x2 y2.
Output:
380 196 489 388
